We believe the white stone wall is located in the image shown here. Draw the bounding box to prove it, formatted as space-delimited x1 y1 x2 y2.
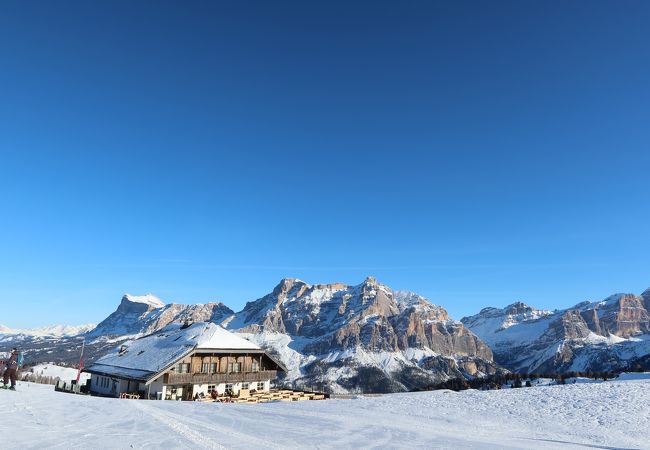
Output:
90 375 147 398
90 374 118 396
188 379 271 399
148 376 164 399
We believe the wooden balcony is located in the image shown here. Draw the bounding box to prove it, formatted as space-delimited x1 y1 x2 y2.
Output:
166 370 278 385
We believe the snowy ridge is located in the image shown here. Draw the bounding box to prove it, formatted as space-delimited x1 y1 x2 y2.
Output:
123 293 165 308
0 323 96 337
225 277 499 392
9 280 650 392
87 295 233 339
462 288 650 373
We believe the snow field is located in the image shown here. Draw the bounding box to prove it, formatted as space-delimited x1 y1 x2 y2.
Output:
1 377 648 449
27 363 91 383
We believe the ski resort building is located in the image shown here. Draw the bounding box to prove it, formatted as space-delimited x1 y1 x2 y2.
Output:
84 322 286 400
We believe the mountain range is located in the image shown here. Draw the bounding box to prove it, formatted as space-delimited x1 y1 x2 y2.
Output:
461 289 650 374
2 278 649 392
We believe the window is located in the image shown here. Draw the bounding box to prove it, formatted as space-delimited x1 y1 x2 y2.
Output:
100 377 111 389
99 377 110 388
177 363 190 374
225 383 234 396
210 363 217 373
165 387 179 401
207 385 216 393
252 360 259 372
241 382 249 390
257 382 264 391
227 362 242 373
201 363 209 373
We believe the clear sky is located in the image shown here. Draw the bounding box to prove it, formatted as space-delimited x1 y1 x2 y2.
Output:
1 1 649 328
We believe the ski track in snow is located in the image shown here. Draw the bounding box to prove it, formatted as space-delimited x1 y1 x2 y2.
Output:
134 401 287 450
1 378 649 449
132 401 228 450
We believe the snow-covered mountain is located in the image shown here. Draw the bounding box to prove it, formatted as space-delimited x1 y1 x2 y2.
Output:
0 294 235 369
9 280 650 390
221 277 501 392
0 323 96 338
86 294 234 338
1 278 501 393
461 289 650 374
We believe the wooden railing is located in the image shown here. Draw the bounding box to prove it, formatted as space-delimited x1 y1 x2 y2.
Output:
166 370 277 385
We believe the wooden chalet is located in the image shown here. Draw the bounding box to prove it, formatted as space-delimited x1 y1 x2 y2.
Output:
84 322 286 400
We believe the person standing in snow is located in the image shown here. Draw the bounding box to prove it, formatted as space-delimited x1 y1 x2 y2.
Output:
3 348 23 390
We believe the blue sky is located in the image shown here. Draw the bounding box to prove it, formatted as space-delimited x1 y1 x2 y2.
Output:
1 1 649 328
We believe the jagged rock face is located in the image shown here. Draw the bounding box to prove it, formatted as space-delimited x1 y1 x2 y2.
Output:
642 289 650 312
584 294 650 337
504 301 537 316
87 295 165 337
11 279 500 393
225 277 498 391
554 310 592 340
87 295 233 338
230 277 491 360
142 302 235 335
462 289 650 374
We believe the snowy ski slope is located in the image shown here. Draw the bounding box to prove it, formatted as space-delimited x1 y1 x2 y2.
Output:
1 375 648 449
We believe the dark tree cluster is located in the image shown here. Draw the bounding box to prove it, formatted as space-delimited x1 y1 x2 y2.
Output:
627 354 650 372
417 369 626 392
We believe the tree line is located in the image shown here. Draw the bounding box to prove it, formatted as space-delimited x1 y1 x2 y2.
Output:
418 369 628 392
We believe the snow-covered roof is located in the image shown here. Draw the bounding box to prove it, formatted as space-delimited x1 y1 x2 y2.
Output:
196 324 261 351
86 322 262 382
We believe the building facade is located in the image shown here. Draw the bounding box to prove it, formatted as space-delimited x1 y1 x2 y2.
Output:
86 322 286 400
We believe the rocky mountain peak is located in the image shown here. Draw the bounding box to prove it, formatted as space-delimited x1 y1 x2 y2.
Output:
571 300 592 310
463 287 650 374
227 278 490 373
362 276 378 286
271 278 309 298
504 301 534 315
121 293 165 309
642 288 650 310
476 306 500 315
274 277 300 290
88 294 233 338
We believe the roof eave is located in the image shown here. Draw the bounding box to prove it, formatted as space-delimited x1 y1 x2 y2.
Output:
145 344 198 385
84 367 152 383
194 347 264 353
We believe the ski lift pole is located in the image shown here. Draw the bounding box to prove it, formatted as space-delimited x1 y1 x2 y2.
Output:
76 337 85 383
